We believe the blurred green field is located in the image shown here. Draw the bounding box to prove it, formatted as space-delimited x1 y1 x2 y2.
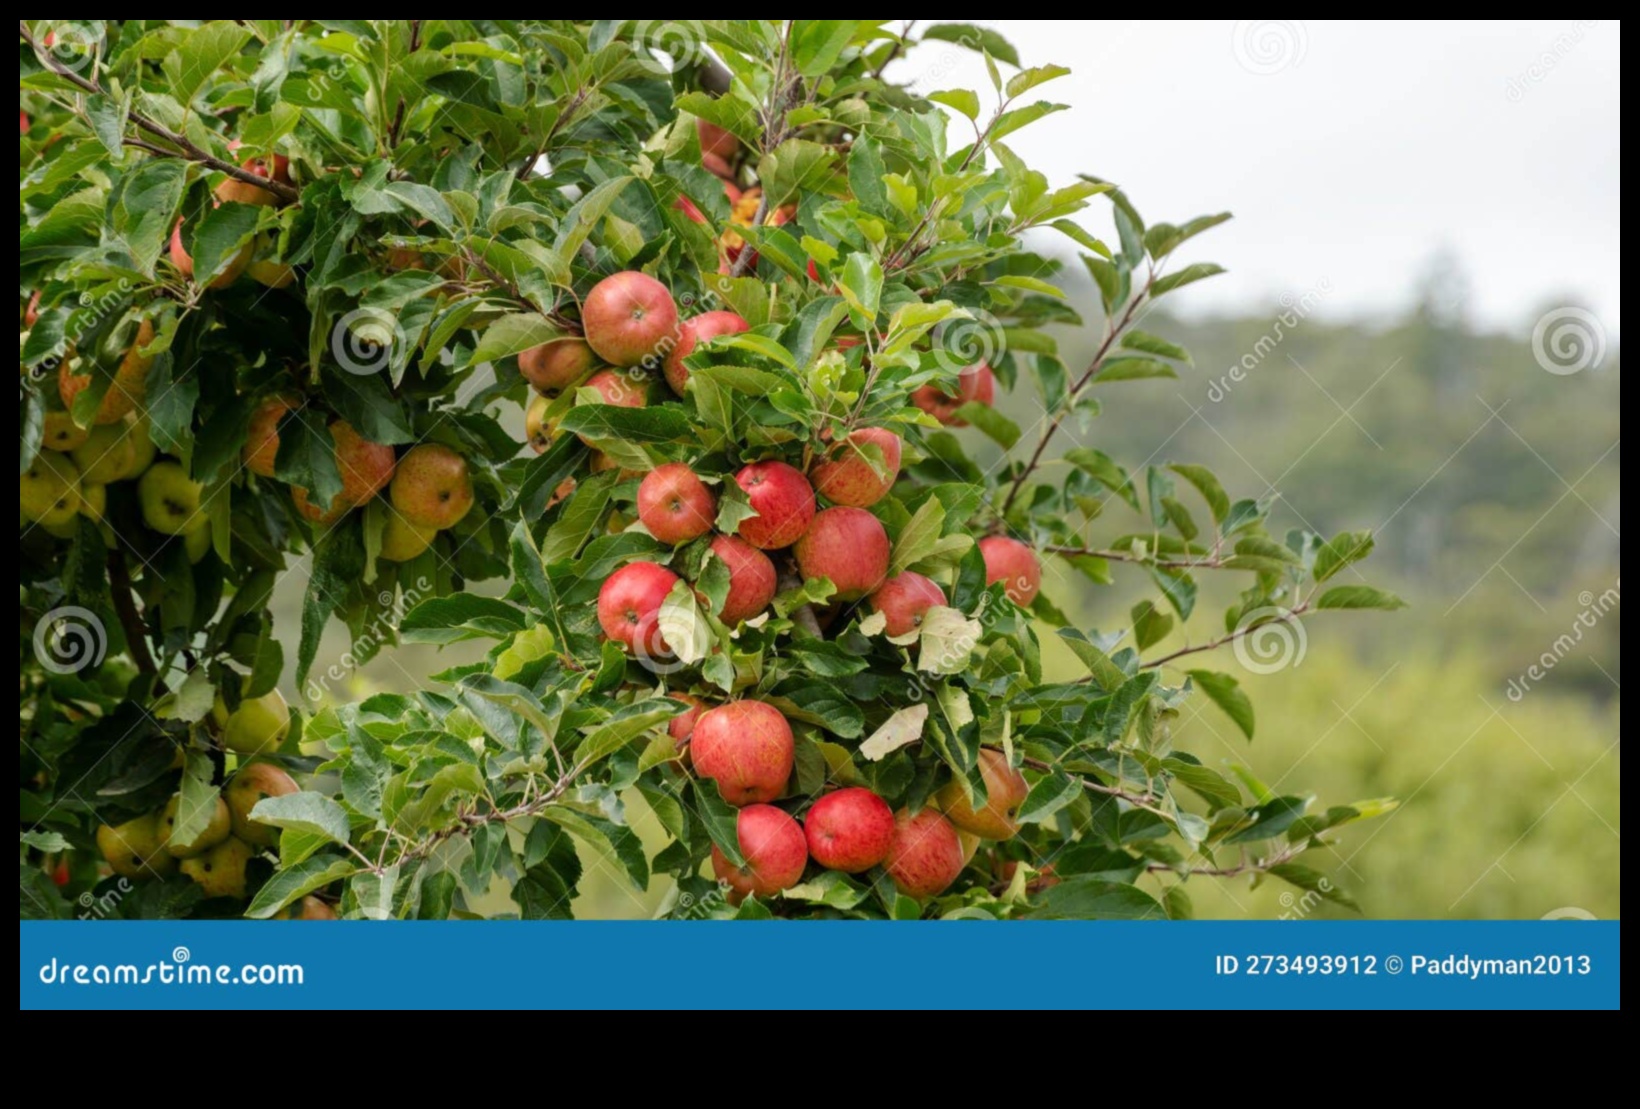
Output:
285 261 1621 921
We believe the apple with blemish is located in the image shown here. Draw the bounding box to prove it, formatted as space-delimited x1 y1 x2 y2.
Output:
637 462 717 545
138 461 207 536
519 337 597 395
379 514 437 562
41 411 88 453
733 460 815 550
390 444 474 529
225 762 300 848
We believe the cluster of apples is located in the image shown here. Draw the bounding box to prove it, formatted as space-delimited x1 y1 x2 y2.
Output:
662 699 1036 903
20 319 216 554
242 396 475 557
169 143 296 291
94 689 331 915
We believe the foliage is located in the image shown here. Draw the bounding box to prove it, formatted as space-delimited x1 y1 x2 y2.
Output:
20 19 1399 921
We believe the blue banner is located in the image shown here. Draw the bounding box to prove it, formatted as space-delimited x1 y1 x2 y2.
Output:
21 920 1619 1009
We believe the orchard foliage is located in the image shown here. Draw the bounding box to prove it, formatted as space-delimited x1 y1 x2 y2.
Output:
19 19 1402 922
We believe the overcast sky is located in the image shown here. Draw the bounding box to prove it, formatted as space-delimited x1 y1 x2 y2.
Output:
888 19 1621 337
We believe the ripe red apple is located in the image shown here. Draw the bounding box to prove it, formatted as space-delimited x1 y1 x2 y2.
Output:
169 219 250 290
911 362 996 426
869 571 947 637
637 462 716 545
667 693 707 766
978 535 1041 606
24 290 40 327
884 808 966 899
662 310 749 396
804 787 895 873
697 118 739 161
733 460 815 550
332 420 396 505
937 748 1029 840
519 337 596 395
701 151 734 180
292 485 349 526
214 156 283 207
581 271 679 368
390 444 474 529
707 534 777 624
242 395 298 478
794 506 890 601
809 427 902 507
690 700 794 806
711 803 807 901
596 561 680 656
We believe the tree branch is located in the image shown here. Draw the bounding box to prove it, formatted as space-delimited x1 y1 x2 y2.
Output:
1145 845 1299 878
1140 602 1311 670
1044 543 1226 571
21 22 300 204
105 548 156 675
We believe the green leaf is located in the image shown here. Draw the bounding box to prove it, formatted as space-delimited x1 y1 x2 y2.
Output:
574 700 681 770
544 808 648 890
1025 877 1164 920
170 751 220 850
1224 796 1308 844
839 253 884 328
1313 529 1376 583
1056 628 1127 691
920 23 1021 66
1065 448 1139 510
1017 770 1081 824
657 580 710 665
1004 63 1071 99
1269 862 1359 913
1186 670 1255 740
245 855 356 919
1161 758 1242 812
469 313 562 365
917 606 984 675
559 403 693 444
1315 585 1407 611
890 495 945 575
1098 356 1178 383
693 778 745 868
953 401 1020 449
1131 600 1173 652
168 21 252 109
1151 262 1227 296
1168 464 1230 524
400 595 527 644
189 202 261 288
250 791 352 846
927 89 980 120
1120 330 1191 363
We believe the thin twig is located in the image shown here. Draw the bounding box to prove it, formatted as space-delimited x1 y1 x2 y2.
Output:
105 548 156 675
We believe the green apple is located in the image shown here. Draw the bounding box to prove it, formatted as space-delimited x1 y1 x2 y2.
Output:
120 418 157 480
184 523 211 564
69 423 136 485
179 837 254 899
137 460 206 535
20 451 80 527
215 690 292 757
95 813 177 880
225 762 299 848
379 513 437 562
41 410 88 452
160 793 232 858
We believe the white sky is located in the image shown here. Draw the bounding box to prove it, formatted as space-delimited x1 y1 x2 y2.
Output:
889 19 1621 336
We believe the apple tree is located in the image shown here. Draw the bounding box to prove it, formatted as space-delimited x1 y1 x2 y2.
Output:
19 20 1402 922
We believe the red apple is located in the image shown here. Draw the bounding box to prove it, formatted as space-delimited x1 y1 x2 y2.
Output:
581 271 679 368
809 427 902 507
697 118 739 160
519 337 597 395
292 485 349 526
673 194 707 224
666 693 707 768
707 534 777 625
596 561 680 656
170 219 250 290
936 748 1029 840
243 395 298 478
979 535 1041 606
711 803 807 901
576 369 649 446
733 460 815 550
701 151 734 181
24 290 40 328
690 700 794 806
390 444 474 529
868 571 947 637
214 156 282 207
804 787 895 873
331 420 396 505
911 362 996 426
637 462 717 545
794 506 890 601
884 808 966 899
662 310 749 396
